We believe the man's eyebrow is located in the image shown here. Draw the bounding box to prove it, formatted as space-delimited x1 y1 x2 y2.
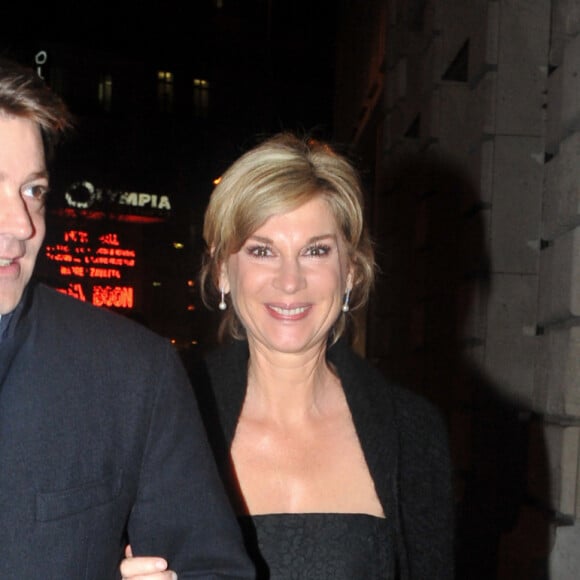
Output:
27 170 49 181
0 169 49 182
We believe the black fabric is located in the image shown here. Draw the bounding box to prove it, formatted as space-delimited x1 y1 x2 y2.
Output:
0 312 11 342
239 513 394 579
199 339 454 580
0 281 254 579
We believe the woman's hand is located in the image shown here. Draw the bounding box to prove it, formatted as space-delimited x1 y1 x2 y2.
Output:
120 545 177 580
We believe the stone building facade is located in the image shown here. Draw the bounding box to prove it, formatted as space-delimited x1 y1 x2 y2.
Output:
333 1 580 577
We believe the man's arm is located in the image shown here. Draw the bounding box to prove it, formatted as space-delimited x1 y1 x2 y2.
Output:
127 343 254 579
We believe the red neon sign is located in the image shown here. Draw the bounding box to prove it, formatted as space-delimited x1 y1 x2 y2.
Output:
45 229 138 309
93 286 134 308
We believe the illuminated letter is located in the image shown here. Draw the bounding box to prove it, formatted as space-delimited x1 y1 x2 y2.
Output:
93 286 134 309
65 182 97 209
138 193 151 207
35 51 47 79
120 192 138 206
158 196 171 210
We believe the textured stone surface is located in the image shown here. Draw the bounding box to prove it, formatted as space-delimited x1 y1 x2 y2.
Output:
543 133 580 239
560 34 580 133
534 326 580 416
538 227 580 321
485 272 538 404
491 136 543 274
335 0 580 574
550 522 580 580
544 425 579 515
495 0 550 135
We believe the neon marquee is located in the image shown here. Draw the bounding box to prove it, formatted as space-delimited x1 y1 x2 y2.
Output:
44 228 138 309
64 181 171 212
93 285 134 308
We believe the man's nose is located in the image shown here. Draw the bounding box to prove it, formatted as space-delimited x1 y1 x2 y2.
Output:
0 191 35 240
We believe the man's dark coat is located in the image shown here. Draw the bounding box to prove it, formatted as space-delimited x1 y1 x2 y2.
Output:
0 282 254 579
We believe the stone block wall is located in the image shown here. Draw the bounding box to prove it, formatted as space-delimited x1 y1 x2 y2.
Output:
334 0 580 577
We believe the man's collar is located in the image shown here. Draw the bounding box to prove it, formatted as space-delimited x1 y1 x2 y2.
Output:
0 282 34 343
0 310 15 342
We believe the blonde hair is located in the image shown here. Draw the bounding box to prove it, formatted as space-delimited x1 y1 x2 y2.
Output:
200 132 375 342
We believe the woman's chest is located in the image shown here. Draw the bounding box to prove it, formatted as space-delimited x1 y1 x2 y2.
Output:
231 414 384 516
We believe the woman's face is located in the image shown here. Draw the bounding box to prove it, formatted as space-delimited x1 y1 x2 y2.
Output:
222 196 353 356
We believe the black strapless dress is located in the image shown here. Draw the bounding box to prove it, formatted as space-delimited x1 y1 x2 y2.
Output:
237 513 394 579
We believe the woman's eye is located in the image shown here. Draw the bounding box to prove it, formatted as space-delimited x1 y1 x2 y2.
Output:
248 245 271 258
22 184 49 201
305 244 331 257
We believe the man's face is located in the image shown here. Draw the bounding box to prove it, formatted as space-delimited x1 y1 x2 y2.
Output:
0 114 48 315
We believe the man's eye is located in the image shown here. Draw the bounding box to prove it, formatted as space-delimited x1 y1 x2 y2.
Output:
23 184 49 200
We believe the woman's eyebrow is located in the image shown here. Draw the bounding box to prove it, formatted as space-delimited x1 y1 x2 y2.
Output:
246 233 337 244
307 234 336 243
246 235 272 244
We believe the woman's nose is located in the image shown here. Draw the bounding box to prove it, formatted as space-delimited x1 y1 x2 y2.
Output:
273 257 306 293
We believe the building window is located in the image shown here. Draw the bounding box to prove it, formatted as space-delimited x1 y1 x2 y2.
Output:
193 78 210 118
157 70 174 113
98 73 113 112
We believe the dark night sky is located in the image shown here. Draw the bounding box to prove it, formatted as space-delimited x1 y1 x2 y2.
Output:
2 0 341 205
3 0 339 139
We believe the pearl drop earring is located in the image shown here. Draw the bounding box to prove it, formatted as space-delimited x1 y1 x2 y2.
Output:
218 289 227 311
342 288 351 313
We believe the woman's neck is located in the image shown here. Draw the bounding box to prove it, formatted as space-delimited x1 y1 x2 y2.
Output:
244 341 343 425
